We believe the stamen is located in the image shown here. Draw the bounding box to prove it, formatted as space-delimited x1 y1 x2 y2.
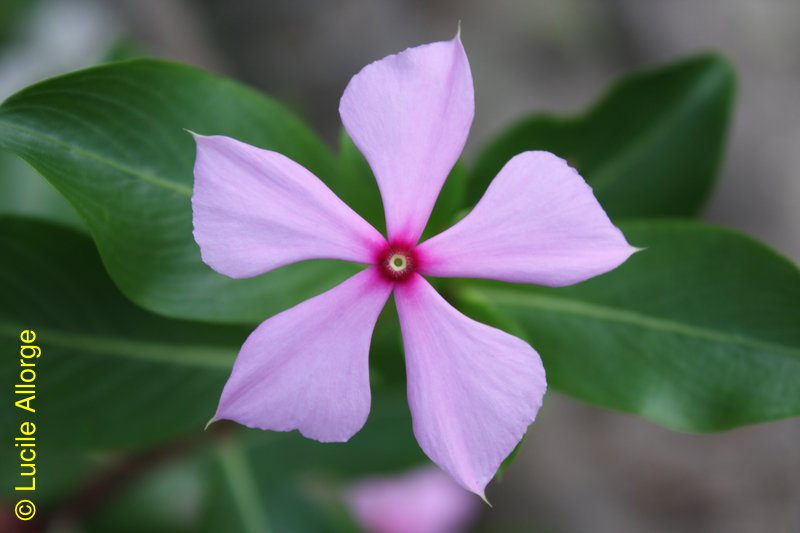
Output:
389 254 407 272
377 243 417 283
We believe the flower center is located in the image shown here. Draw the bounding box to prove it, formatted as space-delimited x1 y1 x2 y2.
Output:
377 244 416 282
389 254 407 272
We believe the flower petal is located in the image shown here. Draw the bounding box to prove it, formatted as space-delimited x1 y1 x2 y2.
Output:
339 35 474 244
417 151 637 286
212 268 391 442
344 466 480 533
192 134 385 278
394 274 546 497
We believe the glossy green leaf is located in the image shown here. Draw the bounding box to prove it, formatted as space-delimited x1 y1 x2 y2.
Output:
455 221 800 431
0 217 247 451
0 59 357 324
242 389 425 477
468 55 736 218
368 298 406 387
334 130 385 234
0 150 84 230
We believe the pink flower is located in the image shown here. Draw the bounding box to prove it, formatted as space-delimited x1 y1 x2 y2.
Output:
192 33 635 499
344 467 480 533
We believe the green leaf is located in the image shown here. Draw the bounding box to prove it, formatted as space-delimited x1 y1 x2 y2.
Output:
242 389 425 477
426 160 468 240
0 150 85 230
455 221 800 432
0 59 356 324
335 130 385 234
368 298 406 387
336 130 469 240
0 217 248 451
468 54 736 218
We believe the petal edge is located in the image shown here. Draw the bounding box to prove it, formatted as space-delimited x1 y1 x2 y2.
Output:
213 268 392 442
192 135 385 278
395 274 546 496
418 151 637 286
340 35 474 244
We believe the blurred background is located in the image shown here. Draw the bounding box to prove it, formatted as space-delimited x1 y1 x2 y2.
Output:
1 0 798 531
